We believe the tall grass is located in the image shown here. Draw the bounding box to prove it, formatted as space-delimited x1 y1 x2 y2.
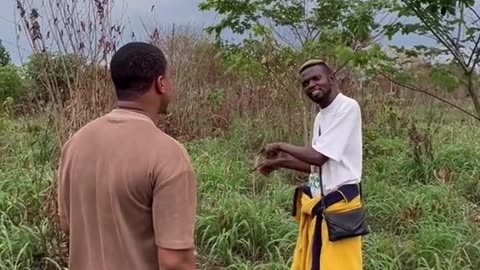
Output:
185 109 480 269
1 91 480 270
0 113 64 269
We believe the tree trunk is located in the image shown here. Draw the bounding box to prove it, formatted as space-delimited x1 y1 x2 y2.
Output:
467 75 480 118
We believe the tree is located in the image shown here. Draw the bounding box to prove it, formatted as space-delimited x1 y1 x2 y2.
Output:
199 0 393 51
382 0 480 119
0 65 24 103
0 41 12 67
199 0 394 142
199 0 480 121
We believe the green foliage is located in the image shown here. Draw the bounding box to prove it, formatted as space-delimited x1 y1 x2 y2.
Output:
380 0 480 118
207 87 226 109
337 43 386 66
430 66 461 92
199 0 393 47
191 105 480 269
0 42 11 67
24 52 86 103
0 65 24 104
0 116 60 269
2 2 480 266
201 0 480 120
399 0 475 17
1 100 480 269
219 41 271 79
384 0 479 71
200 0 413 118
335 46 357 64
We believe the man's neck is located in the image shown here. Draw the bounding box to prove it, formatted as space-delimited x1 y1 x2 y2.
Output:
116 100 158 123
318 90 340 109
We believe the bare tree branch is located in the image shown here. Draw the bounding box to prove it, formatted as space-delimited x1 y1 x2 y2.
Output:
467 5 480 23
467 34 480 72
402 0 469 72
372 65 480 121
265 19 298 48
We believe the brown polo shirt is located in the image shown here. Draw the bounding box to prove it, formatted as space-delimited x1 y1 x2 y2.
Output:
57 109 197 270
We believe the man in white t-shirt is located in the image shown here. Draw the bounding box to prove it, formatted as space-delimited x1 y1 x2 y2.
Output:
256 60 365 270
257 60 362 194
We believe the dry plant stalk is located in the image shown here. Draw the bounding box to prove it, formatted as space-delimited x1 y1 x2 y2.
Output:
145 24 228 138
17 0 121 145
16 0 123 267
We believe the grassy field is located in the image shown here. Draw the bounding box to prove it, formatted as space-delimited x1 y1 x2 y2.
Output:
0 101 480 269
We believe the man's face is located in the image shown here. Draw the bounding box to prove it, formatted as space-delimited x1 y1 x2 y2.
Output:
300 65 332 103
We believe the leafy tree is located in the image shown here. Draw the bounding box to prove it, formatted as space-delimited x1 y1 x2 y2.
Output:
0 41 12 67
199 0 392 51
199 0 480 121
24 52 86 104
382 0 480 118
199 0 394 142
0 65 24 103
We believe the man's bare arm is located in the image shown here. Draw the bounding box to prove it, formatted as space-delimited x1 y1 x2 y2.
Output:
277 156 311 173
257 154 314 176
158 248 196 270
277 143 329 168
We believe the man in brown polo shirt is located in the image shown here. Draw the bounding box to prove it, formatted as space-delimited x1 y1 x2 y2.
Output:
57 42 197 270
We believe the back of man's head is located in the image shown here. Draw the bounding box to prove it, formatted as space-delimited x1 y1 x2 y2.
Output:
110 42 168 100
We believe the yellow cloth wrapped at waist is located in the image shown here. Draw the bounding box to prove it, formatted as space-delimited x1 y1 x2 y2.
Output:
290 185 363 270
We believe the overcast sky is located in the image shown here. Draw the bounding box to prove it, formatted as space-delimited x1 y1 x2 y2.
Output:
0 0 435 65
1 0 220 64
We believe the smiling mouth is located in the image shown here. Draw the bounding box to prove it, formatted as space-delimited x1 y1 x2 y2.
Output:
312 90 323 98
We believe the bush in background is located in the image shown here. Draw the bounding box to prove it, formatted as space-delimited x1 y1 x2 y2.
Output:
0 65 25 105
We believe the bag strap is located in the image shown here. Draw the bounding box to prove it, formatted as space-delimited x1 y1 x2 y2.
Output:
316 124 325 198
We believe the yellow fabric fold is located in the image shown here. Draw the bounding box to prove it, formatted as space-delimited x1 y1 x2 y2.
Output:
291 193 321 270
290 190 363 270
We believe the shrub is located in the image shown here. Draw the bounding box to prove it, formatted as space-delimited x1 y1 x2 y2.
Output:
0 65 25 104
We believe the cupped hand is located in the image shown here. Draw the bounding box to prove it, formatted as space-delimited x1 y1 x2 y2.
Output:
257 159 281 176
264 143 283 159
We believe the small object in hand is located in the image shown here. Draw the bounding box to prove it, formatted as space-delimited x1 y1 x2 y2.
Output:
251 143 285 174
257 160 278 176
264 143 282 159
251 149 278 173
251 148 267 172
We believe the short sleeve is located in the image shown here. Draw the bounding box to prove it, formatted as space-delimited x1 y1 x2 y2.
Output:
312 102 360 161
152 142 198 250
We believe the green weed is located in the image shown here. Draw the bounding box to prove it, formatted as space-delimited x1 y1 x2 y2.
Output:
0 102 479 269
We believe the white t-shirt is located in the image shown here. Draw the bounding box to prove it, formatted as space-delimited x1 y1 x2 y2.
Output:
308 93 363 197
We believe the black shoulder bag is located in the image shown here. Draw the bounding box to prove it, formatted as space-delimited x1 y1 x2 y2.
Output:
320 180 370 242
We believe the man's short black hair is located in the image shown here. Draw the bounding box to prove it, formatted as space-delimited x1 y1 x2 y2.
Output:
110 42 168 100
299 59 333 75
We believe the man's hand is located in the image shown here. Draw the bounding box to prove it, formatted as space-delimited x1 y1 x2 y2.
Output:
264 143 328 168
264 143 283 159
257 159 282 176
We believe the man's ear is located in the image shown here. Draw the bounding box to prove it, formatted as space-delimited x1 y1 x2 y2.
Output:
155 75 166 94
329 72 336 81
